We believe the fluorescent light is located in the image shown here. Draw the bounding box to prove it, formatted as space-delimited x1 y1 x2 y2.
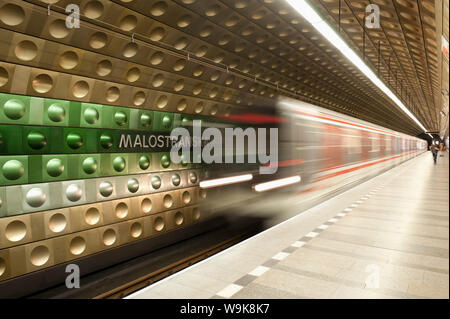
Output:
254 176 301 192
199 174 253 188
285 0 428 133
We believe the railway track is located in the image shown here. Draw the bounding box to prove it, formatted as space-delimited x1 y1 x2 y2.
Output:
93 232 251 299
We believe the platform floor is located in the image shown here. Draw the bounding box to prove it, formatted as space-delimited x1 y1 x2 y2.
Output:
127 151 449 299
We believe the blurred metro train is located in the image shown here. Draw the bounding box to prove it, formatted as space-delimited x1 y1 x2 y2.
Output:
201 96 428 223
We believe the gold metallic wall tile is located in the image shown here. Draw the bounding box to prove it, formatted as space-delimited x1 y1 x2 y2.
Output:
0 205 203 282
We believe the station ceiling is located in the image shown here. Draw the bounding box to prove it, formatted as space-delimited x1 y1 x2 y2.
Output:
1 0 447 137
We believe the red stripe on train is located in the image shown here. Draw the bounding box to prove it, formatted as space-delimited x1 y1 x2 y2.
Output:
314 150 420 182
219 113 286 124
294 110 401 137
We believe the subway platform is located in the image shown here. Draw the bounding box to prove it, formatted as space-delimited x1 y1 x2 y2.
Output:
127 151 449 299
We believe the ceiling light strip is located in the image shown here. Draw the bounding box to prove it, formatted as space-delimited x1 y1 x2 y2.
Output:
285 0 428 133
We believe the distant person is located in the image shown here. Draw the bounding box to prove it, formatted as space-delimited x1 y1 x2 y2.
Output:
431 141 439 164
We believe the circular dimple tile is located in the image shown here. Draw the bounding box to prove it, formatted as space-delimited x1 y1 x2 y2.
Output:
154 216 165 231
174 37 188 50
85 207 100 225
66 184 82 202
102 229 116 246
59 51 79 69
0 3 25 26
210 104 218 115
89 32 107 49
149 27 165 41
72 80 90 98
151 176 161 189
189 172 198 184
139 155 150 170
195 46 208 57
177 14 192 28
2 160 24 180
123 42 138 58
177 99 187 111
225 15 239 27
140 113 151 127
96 59 112 76
200 26 213 37
32 74 53 93
49 213 67 233
162 115 171 129
15 40 37 62
114 111 127 126
83 107 99 124
193 207 200 220
130 222 143 238
82 157 97 174
0 258 6 277
106 86 120 102
49 19 69 39
161 155 171 168
205 4 220 16
150 1 168 16
174 211 184 225
234 0 247 9
133 91 146 106
113 156 126 172
0 66 8 87
174 80 184 92
100 133 113 149
141 198 152 213
70 236 86 255
171 174 181 186
26 188 46 207
192 84 202 95
120 15 137 31
182 190 191 204
219 35 231 46
83 0 104 19
66 132 83 149
210 71 220 81
194 102 204 113
126 67 140 82
152 74 165 87
173 59 186 71
47 103 65 122
115 202 128 219
30 245 50 266
150 51 164 65
99 181 113 197
33 141 54 166
127 178 139 193
5 220 27 242
156 95 168 109
46 158 64 177
193 65 204 77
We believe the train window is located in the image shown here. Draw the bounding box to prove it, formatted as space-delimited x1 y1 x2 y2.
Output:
344 130 361 154
385 136 391 152
369 134 380 153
